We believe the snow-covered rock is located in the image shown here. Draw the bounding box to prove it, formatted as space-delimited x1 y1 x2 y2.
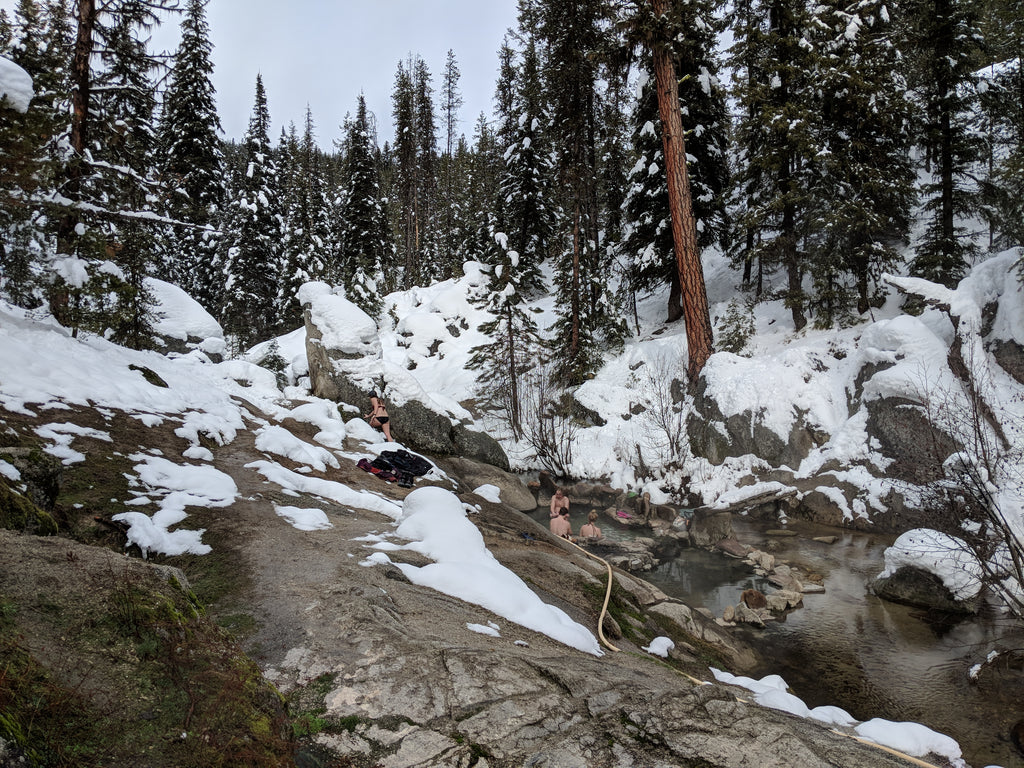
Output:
0 56 33 112
299 281 510 470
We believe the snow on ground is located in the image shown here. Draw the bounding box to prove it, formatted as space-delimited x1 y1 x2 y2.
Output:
274 504 333 531
710 669 963 765
112 453 238 558
641 636 674 657
4 245 1024 753
362 486 603 656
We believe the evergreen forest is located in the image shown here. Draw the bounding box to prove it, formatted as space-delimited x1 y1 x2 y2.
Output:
1 0 1023 386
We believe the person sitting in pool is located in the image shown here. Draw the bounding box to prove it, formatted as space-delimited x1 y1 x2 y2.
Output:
579 510 602 540
549 487 570 519
550 507 572 539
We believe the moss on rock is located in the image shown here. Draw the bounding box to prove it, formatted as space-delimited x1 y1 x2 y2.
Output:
0 479 58 535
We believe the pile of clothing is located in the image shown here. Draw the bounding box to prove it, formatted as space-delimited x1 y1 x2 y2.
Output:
356 449 433 489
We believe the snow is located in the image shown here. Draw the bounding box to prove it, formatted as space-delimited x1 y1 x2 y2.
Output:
855 719 964 766
710 669 962 763
879 528 984 600
147 277 224 345
297 281 379 356
642 636 674 657
472 484 502 503
274 504 333 531
466 621 501 637
365 486 603 656
255 424 340 472
0 56 33 112
246 459 403 520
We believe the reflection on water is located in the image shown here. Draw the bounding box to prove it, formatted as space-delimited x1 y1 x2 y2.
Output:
642 515 1024 768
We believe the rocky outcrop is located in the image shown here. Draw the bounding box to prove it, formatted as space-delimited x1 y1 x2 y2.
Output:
864 397 959 484
301 289 510 471
0 445 62 510
689 510 734 548
687 375 830 469
991 338 1024 386
437 455 536 511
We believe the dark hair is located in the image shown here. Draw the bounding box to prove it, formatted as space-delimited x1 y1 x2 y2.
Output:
369 392 378 399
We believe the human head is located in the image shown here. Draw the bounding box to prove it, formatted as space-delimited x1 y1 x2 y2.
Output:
559 508 569 516
588 510 598 523
554 487 564 498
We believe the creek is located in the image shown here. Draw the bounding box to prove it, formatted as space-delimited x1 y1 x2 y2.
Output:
544 506 1024 768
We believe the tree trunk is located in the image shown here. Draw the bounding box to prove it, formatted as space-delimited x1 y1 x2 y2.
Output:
56 0 96 257
51 0 96 332
649 0 714 385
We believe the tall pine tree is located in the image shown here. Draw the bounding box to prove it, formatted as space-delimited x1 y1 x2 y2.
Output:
338 94 391 317
903 0 984 284
729 0 819 330
804 0 916 323
219 74 283 350
533 0 626 384
157 0 225 312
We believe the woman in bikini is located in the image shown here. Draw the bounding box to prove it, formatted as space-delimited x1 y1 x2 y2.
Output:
365 393 394 442
579 510 602 540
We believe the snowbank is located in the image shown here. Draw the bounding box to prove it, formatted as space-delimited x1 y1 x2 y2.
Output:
367 486 603 656
879 529 984 601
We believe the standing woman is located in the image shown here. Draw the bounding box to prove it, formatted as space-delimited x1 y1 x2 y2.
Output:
366 392 394 442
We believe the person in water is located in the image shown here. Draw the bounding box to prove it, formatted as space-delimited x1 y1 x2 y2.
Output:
549 487 570 519
550 507 572 539
579 510 602 540
365 392 394 442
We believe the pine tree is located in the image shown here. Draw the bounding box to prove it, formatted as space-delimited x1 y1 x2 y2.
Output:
729 0 819 330
157 0 225 312
978 0 1024 252
392 58 419 288
413 55 441 284
903 0 984 285
455 113 501 266
804 0 916 323
219 74 283 350
622 0 731 325
277 108 330 329
437 48 463 278
0 0 68 307
534 0 626 384
495 37 555 298
468 227 544 440
338 94 391 317
89 0 164 348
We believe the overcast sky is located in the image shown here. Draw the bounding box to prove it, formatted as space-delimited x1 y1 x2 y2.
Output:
3 0 519 151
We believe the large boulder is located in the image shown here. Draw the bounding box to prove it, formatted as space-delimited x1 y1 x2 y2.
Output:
688 510 734 549
146 277 225 361
300 282 510 471
991 338 1024 386
872 565 980 615
864 396 958 483
438 455 536 511
687 363 830 469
